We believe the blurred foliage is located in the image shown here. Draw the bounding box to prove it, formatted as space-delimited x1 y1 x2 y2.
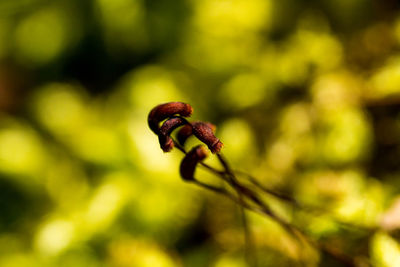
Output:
1 0 400 266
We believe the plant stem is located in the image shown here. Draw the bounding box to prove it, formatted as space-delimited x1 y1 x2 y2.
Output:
173 138 364 267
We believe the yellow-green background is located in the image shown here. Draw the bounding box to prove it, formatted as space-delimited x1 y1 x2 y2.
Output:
1 0 400 266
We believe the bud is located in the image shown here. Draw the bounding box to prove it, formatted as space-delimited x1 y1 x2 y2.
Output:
158 117 188 152
177 122 216 147
148 102 193 134
180 145 208 181
176 124 193 146
192 122 223 153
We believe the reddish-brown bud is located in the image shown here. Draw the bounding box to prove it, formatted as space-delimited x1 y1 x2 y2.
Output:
192 122 223 153
158 117 188 152
177 122 216 147
180 145 208 181
148 102 193 134
176 124 193 146
158 135 174 153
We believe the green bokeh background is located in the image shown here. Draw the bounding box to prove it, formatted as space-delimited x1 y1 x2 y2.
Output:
1 0 400 266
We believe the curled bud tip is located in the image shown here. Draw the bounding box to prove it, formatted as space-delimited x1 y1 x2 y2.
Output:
159 135 174 152
159 116 189 136
180 145 208 181
148 102 193 134
192 122 223 153
211 140 224 154
158 116 189 152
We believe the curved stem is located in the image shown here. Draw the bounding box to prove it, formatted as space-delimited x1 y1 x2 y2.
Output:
173 138 366 267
